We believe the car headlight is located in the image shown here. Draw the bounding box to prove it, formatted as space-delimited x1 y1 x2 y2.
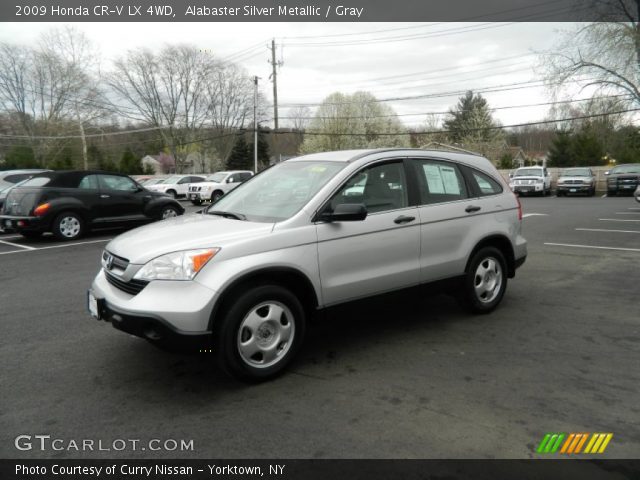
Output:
133 248 220 281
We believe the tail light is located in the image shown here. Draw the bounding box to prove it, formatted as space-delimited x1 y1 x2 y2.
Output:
33 203 51 216
514 193 522 220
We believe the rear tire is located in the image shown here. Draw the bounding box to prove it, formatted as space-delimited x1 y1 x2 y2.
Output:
52 212 84 241
459 247 508 314
166 189 178 199
215 285 306 382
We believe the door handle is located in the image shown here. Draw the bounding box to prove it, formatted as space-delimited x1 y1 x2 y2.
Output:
100 194 111 199
465 205 481 213
394 215 416 224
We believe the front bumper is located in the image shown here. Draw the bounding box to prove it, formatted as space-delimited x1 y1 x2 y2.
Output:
511 184 544 194
557 184 592 194
188 192 208 202
90 269 219 337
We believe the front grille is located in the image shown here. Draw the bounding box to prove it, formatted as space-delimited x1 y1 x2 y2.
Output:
105 271 149 296
565 180 585 185
188 186 201 192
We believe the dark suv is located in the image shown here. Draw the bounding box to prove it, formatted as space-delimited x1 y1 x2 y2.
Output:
606 164 640 196
0 171 184 240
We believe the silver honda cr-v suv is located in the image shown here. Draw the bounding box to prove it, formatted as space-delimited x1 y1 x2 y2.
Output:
89 149 527 381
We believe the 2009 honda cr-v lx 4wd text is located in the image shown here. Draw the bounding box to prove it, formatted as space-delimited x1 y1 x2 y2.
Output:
88 149 527 381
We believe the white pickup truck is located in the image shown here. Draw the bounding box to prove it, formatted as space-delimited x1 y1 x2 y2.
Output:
509 166 551 196
187 170 254 205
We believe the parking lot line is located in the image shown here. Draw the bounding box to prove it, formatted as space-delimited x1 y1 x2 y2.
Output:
545 242 640 253
615 212 640 215
0 238 110 256
522 213 548 218
598 218 640 222
0 239 35 250
576 228 640 234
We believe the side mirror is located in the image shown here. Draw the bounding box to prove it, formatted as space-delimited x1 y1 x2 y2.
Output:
320 203 367 222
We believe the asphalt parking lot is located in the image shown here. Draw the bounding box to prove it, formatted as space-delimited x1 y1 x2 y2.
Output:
1 196 639 459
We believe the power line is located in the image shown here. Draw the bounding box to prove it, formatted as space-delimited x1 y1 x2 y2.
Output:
274 95 633 121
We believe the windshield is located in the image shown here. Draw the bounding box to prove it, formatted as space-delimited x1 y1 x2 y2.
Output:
562 168 591 177
0 180 12 192
514 168 543 177
612 165 640 174
206 173 227 183
163 175 183 184
207 161 346 222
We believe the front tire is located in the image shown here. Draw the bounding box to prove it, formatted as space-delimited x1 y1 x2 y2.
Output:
159 205 180 220
460 247 507 314
52 212 84 241
211 190 224 203
215 285 306 382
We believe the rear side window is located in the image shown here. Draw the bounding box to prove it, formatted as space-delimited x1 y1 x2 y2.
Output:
411 159 468 205
240 173 252 181
78 175 99 190
469 170 503 196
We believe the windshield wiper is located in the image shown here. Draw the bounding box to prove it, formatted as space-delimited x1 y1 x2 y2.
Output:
207 210 247 221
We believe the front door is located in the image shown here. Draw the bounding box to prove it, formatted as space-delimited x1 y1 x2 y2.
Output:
316 160 421 306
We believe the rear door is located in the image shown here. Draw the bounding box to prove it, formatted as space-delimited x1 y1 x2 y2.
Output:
316 159 421 306
409 158 481 282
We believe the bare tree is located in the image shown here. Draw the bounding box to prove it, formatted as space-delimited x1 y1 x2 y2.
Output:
206 63 259 167
542 1 640 105
0 27 102 168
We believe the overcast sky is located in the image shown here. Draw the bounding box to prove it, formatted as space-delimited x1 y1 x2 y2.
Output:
0 22 577 129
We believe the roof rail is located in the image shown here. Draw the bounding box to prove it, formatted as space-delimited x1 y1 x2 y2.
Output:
420 142 482 157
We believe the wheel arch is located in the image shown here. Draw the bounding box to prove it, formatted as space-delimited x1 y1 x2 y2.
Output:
465 235 516 278
208 266 320 331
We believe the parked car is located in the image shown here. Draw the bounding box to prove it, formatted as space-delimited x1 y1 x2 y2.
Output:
606 164 640 196
141 177 168 187
509 166 551 196
0 169 50 192
0 170 184 240
145 174 206 198
556 167 596 196
187 170 254 205
89 149 527 381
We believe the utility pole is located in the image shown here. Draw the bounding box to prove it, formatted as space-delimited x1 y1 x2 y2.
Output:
269 39 282 130
253 75 259 173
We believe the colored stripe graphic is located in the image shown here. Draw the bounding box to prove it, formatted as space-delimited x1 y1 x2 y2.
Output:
537 433 565 453
539 433 614 454
584 433 613 454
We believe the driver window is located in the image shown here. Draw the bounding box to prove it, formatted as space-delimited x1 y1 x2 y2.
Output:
98 174 138 192
329 161 408 214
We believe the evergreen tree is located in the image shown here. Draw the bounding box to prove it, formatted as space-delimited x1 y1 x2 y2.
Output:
548 130 573 167
4 145 37 169
226 134 251 171
570 128 604 166
119 148 143 174
49 147 75 170
443 91 500 143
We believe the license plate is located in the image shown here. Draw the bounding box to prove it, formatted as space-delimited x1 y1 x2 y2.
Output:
190 194 197 199
88 291 100 319
570 188 577 193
